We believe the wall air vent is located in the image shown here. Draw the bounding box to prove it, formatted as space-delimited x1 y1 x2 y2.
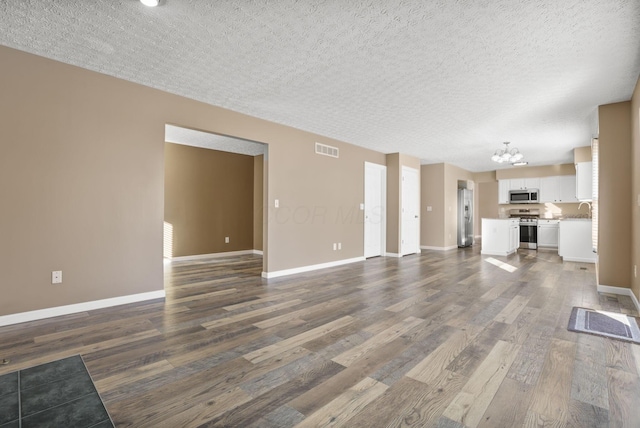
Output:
315 142 339 158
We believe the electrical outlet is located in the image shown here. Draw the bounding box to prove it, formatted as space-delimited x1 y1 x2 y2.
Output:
333 243 337 251
52 271 62 284
338 242 342 250
427 206 432 212
275 199 279 208
225 237 230 244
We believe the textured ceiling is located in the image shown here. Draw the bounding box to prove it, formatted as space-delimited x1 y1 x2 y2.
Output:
1 0 639 172
165 125 266 156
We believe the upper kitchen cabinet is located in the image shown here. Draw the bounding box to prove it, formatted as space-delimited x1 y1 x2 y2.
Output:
575 161 593 201
540 176 559 203
539 175 578 203
498 180 510 204
558 175 578 203
509 178 540 190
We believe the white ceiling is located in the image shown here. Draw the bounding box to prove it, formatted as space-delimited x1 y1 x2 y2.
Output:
1 0 639 172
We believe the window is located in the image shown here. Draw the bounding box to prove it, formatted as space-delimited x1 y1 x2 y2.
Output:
591 138 598 253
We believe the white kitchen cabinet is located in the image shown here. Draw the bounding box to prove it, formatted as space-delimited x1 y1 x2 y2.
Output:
481 218 519 256
575 161 593 201
537 219 559 248
508 178 540 191
539 175 577 203
509 221 519 252
509 178 525 190
524 178 540 189
498 180 510 204
539 176 559 203
559 219 595 263
558 175 578 203
500 175 578 204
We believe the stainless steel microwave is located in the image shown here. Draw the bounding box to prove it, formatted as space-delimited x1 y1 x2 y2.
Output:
509 189 539 204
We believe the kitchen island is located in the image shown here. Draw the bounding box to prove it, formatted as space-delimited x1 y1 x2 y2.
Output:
559 219 595 263
481 218 519 256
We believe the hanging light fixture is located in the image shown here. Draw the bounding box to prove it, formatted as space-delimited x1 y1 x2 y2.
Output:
491 142 525 165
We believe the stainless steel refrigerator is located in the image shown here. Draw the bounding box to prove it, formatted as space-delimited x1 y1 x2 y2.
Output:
457 188 473 247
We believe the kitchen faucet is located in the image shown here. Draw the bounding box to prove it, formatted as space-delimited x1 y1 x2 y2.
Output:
578 201 592 218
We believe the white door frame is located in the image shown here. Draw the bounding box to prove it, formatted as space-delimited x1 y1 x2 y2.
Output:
364 162 386 258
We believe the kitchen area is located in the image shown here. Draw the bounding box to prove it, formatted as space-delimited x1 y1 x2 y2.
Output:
479 149 595 263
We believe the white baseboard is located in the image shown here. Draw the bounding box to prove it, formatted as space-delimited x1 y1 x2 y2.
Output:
167 249 261 262
253 250 264 256
385 253 402 258
481 249 516 257
0 290 166 327
420 245 458 251
262 256 365 279
562 256 596 263
597 284 640 312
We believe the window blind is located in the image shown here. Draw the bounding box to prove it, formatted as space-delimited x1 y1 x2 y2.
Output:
591 138 598 253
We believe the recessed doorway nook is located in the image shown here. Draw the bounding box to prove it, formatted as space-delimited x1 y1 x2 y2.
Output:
163 124 268 276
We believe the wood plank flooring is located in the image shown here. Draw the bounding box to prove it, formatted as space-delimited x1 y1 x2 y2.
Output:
1 246 639 427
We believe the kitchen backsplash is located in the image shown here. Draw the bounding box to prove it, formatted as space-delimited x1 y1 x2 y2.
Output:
498 202 590 219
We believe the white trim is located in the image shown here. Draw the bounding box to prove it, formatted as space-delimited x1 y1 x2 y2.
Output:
474 235 481 239
252 250 264 256
0 290 166 327
385 252 402 258
262 257 365 279
166 249 260 262
421 245 458 251
561 256 596 263
481 249 516 257
597 284 640 312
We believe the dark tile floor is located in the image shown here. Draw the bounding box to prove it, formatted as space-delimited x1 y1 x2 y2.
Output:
0 355 114 428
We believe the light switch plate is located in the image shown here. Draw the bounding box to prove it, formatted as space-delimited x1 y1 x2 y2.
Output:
52 271 62 284
427 206 432 212
275 199 279 208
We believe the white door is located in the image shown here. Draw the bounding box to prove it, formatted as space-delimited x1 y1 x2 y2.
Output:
364 162 386 258
401 166 420 255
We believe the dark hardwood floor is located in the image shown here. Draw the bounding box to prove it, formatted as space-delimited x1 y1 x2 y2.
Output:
1 247 639 427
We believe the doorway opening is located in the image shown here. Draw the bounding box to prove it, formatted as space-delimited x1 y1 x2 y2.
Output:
163 124 267 275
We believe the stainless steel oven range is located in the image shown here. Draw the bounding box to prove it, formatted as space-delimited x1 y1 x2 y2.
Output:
509 209 540 250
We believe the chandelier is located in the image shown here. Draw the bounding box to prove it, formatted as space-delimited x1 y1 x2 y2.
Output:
491 142 526 165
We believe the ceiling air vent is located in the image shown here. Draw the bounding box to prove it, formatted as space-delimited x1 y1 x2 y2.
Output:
315 142 339 158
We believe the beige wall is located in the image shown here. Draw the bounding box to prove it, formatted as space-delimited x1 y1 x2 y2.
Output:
631 77 640 302
420 162 475 248
574 146 592 163
253 155 264 251
0 46 386 316
598 101 632 290
420 164 445 247
164 143 254 257
386 154 401 253
478 182 499 224
495 163 575 180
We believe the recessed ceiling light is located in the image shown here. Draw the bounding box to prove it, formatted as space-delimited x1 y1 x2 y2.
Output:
140 0 159 7
512 161 528 166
